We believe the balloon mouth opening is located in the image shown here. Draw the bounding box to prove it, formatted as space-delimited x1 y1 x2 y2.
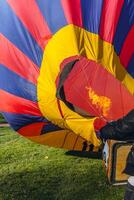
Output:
56 55 105 118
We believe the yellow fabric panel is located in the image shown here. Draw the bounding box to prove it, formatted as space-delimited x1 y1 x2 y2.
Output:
74 137 86 151
83 30 134 94
61 131 79 150
37 25 134 148
59 100 100 147
28 130 70 148
28 130 88 151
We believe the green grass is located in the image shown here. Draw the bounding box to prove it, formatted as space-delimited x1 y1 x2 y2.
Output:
0 114 6 123
0 127 125 200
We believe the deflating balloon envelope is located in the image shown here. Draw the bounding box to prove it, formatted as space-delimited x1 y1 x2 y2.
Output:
0 0 134 151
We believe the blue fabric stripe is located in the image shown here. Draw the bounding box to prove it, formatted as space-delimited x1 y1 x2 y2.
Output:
81 0 103 34
41 123 62 134
0 64 37 102
36 0 67 33
113 0 134 55
0 0 43 67
127 54 134 78
1 112 48 131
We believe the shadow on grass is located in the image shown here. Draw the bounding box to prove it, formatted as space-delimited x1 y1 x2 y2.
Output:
0 161 124 200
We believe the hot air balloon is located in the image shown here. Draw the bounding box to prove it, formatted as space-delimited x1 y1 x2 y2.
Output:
0 0 134 151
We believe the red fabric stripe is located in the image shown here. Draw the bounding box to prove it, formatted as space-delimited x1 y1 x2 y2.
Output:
18 122 46 136
61 0 82 27
99 0 124 43
0 34 39 84
0 89 42 116
7 0 52 50
119 25 134 68
94 118 107 132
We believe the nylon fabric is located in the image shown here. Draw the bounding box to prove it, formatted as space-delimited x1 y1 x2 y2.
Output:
0 1 133 150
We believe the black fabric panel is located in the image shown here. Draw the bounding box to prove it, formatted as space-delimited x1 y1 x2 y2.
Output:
56 59 79 111
124 182 134 200
100 109 134 141
123 146 134 176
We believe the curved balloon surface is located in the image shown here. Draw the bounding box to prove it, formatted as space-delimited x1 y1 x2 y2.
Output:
0 0 134 150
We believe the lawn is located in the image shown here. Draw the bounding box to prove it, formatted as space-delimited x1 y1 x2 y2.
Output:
0 114 6 124
0 127 125 200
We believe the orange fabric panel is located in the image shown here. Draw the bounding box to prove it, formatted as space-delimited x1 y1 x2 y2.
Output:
18 122 46 137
